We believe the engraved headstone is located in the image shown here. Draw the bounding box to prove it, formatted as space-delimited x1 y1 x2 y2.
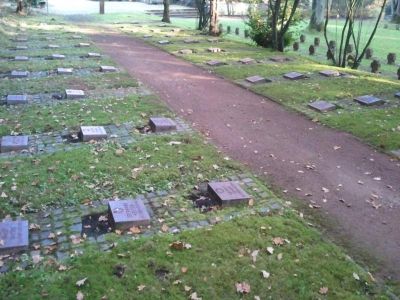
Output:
15 45 28 50
1 136 29 153
239 57 255 64
79 126 107 142
245 75 270 84
0 220 29 255
208 47 221 53
206 60 225 66
100 66 117 73
283 72 306 80
10 70 29 78
179 49 193 54
319 70 340 77
57 68 74 75
65 89 85 99
50 54 65 60
14 56 29 61
149 117 177 133
77 43 90 47
87 52 101 58
308 100 336 112
108 199 151 230
6 95 28 105
208 181 251 205
158 40 170 45
354 95 384 106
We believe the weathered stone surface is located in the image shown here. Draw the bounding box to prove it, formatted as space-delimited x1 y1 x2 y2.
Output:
14 56 29 61
77 43 90 47
57 68 73 75
245 75 269 84
10 70 29 78
269 56 290 62
207 47 221 53
179 49 193 55
239 57 255 64
87 52 101 58
283 72 306 80
50 54 65 60
108 199 151 230
1 136 29 153
143 35 153 38
208 181 251 205
207 38 219 43
47 44 59 49
354 95 384 106
392 149 400 158
71 35 82 39
308 100 336 112
14 37 27 42
158 40 170 45
15 45 28 50
319 70 341 77
6 95 28 105
79 126 107 142
149 117 177 133
65 89 85 99
100 66 117 73
0 220 29 255
395 92 400 98
184 39 199 44
206 60 225 66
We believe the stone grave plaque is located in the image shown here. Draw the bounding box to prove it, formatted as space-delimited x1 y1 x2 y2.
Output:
319 70 340 77
100 66 117 73
50 54 65 60
207 38 219 43
45 36 55 41
354 95 384 106
1 136 29 153
6 95 28 105
108 199 151 230
184 39 199 44
15 45 28 50
87 52 101 58
239 57 255 64
269 56 290 62
72 35 82 39
14 37 28 42
10 70 29 78
283 72 306 80
47 44 59 49
0 220 29 255
149 117 177 133
65 89 85 99
158 40 170 45
77 43 90 47
308 100 336 112
179 49 193 55
206 60 225 66
395 92 400 98
207 47 221 53
57 68 74 75
79 126 107 142
208 181 251 205
246 75 270 84
14 56 29 61
143 35 153 38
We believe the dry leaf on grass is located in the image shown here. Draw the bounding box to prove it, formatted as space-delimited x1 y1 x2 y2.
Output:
261 270 270 279
235 282 251 294
137 284 146 291
76 277 88 287
76 291 84 300
272 237 285 246
319 287 329 295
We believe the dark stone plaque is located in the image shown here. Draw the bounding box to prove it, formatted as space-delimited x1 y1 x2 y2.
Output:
0 220 29 255
100 66 117 73
108 199 151 230
354 95 384 106
319 70 340 77
6 95 28 105
79 126 107 142
158 40 170 45
1 136 29 153
10 70 29 78
308 100 336 112
208 181 251 205
206 60 225 66
143 35 153 38
283 72 306 80
65 89 85 99
149 117 177 133
245 75 270 84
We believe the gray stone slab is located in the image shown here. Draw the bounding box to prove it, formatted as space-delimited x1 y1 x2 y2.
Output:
269 56 291 62
143 34 153 38
354 95 384 106
207 38 219 43
10 70 29 78
239 57 255 64
57 68 74 75
15 45 28 50
395 92 400 98
308 100 336 112
179 49 193 54
108 199 151 230
6 95 28 105
76 43 90 47
87 52 101 58
0 220 29 255
14 56 29 61
100 66 117 73
65 89 85 99
391 149 400 158
45 37 55 41
246 75 270 84
206 60 225 66
47 44 59 49
14 37 28 42
283 72 306 80
184 39 200 44
50 54 65 60
79 126 107 142
319 70 341 77
1 136 29 153
207 47 221 53
149 117 177 133
208 181 251 205
72 35 82 39
158 40 170 45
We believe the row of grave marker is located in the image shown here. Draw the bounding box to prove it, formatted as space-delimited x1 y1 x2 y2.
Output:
6 66 117 78
11 52 102 61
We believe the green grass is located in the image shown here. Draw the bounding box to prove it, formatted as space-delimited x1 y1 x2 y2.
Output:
0 214 393 299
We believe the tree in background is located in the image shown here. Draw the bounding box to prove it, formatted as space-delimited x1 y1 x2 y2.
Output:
309 0 331 31
196 0 209 30
392 0 400 22
162 0 171 23
209 0 219 35
323 0 387 68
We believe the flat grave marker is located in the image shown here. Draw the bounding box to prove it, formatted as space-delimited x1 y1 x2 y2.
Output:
77 43 90 47
179 49 193 54
108 199 151 230
283 72 306 80
15 45 28 50
239 57 255 64
319 70 341 77
269 56 291 62
100 66 117 73
207 38 219 43
87 52 101 58
395 92 400 98
158 40 170 45
207 47 221 53
0 220 29 255
79 126 107 142
14 37 28 42
208 181 251 205
10 70 29 78
6 95 28 105
206 60 225 66
354 95 384 106
1 136 29 153
50 54 65 60
65 89 85 99
308 100 336 112
47 44 59 49
184 39 199 44
14 56 29 61
57 68 74 75
149 117 177 133
246 75 270 84
71 35 82 39
143 35 153 38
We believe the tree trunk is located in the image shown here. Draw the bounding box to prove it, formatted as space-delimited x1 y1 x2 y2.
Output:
100 0 105 15
209 0 219 36
16 0 23 13
309 0 328 31
162 0 171 23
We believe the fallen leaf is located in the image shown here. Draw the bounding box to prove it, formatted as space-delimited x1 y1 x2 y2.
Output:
129 226 141 234
170 241 184 250
277 253 283 261
251 250 259 263
58 265 68 271
235 282 251 294
266 247 274 255
161 224 169 233
189 292 202 300
272 237 284 246
261 270 270 279
76 291 84 300
353 272 360 281
184 285 192 292
319 287 328 295
32 254 43 264
76 277 88 287
137 284 146 291
181 267 188 273
248 198 254 206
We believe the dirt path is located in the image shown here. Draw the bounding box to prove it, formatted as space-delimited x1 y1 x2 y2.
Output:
91 31 400 280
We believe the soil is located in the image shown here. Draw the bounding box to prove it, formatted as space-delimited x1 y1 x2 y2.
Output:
91 31 400 280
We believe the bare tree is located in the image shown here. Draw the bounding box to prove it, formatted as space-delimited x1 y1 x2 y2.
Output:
100 0 105 15
162 0 171 23
196 0 209 30
209 0 219 35
310 0 330 31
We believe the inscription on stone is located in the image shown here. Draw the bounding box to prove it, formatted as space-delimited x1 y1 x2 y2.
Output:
149 117 177 133
65 89 85 99
57 68 74 75
354 95 384 106
108 199 151 230
208 181 251 205
0 220 29 255
79 126 107 142
1 136 29 153
319 70 341 77
10 70 29 78
283 72 306 80
245 75 270 84
6 95 28 105
100 66 117 73
308 100 336 112
14 56 29 61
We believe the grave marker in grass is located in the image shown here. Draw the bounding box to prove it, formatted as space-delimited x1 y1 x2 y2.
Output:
149 117 177 133
10 71 29 78
319 70 340 77
206 60 225 66
65 89 85 99
100 66 117 73
57 68 74 75
79 126 107 142
108 199 151 230
208 181 251 206
6 95 28 105
1 136 29 153
14 56 29 61
308 100 336 112
0 220 29 255
245 75 270 84
283 72 306 80
239 58 255 64
354 95 384 106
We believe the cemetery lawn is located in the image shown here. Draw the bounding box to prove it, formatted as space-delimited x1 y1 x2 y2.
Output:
0 213 395 299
